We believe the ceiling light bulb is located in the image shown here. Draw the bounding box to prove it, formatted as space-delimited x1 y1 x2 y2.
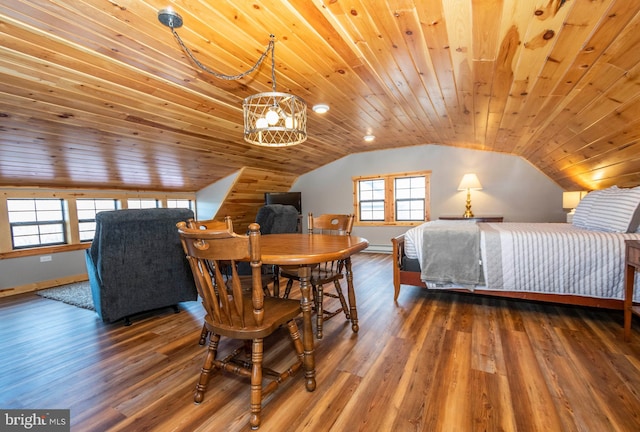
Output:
265 109 279 125
364 135 375 142
312 104 330 114
256 117 268 128
285 116 295 129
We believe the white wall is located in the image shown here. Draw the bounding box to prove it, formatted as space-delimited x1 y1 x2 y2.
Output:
0 250 87 290
195 171 238 219
291 144 565 251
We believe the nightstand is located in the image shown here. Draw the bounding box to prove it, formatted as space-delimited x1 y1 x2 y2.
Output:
624 240 640 341
439 216 503 223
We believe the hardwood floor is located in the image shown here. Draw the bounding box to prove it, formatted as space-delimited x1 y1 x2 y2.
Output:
2 253 640 431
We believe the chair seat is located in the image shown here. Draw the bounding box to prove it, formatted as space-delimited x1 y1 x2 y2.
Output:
205 295 301 339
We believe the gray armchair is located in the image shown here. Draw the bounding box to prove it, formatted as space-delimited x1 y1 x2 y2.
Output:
255 204 300 234
85 208 198 324
253 204 300 296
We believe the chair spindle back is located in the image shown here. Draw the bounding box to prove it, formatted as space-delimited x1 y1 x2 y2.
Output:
308 213 354 235
177 222 265 329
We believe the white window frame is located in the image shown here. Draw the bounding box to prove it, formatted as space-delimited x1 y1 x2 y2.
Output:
126 198 159 209
76 198 118 242
395 176 426 221
7 198 67 249
166 199 194 210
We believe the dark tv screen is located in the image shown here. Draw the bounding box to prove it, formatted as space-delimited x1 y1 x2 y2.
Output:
264 192 302 214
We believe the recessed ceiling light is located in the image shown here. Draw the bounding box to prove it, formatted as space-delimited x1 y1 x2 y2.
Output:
312 104 330 114
363 135 375 142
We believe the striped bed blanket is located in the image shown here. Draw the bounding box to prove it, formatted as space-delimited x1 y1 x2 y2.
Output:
404 221 640 302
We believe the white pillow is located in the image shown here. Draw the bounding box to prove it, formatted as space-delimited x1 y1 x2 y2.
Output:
583 186 640 233
572 190 601 229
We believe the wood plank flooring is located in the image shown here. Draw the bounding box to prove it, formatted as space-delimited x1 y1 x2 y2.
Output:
2 253 640 431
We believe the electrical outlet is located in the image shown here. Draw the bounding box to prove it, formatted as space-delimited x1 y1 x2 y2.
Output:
40 255 52 262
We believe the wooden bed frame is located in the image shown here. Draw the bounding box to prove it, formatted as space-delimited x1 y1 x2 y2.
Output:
391 233 624 310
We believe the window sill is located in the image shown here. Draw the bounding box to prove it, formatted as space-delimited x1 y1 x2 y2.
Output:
0 243 91 260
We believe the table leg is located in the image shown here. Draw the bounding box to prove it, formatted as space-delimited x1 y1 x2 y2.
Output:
624 263 635 342
344 257 359 333
298 265 316 391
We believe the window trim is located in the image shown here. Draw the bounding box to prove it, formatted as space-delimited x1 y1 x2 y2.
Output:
352 170 431 226
0 188 196 258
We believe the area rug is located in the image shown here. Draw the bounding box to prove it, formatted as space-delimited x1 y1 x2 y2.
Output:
37 281 95 311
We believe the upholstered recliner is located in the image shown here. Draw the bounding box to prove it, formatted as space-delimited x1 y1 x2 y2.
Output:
251 204 300 296
85 208 198 324
255 204 300 234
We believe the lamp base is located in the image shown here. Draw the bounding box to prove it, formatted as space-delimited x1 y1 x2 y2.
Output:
462 190 474 218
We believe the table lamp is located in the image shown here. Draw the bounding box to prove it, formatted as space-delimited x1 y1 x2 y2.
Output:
562 191 588 222
458 173 482 218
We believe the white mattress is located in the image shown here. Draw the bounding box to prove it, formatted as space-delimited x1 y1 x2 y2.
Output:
404 221 640 301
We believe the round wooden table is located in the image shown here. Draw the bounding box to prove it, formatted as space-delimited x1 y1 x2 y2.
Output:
258 233 369 391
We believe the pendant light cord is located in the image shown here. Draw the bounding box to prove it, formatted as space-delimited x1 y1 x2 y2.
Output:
171 29 277 91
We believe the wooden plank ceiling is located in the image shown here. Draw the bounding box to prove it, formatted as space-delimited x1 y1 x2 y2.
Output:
2 0 640 193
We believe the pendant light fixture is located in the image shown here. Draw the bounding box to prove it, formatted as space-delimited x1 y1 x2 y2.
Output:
158 8 307 147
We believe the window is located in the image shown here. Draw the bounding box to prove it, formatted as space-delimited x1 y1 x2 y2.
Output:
7 199 67 249
0 190 196 256
127 198 159 209
353 171 431 225
395 176 425 221
358 179 385 221
167 199 193 210
77 199 118 242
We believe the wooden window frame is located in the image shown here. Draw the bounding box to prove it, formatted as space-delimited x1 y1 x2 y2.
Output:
0 188 196 259
353 170 431 227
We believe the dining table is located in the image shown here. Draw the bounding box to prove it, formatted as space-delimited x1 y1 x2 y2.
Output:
258 233 369 392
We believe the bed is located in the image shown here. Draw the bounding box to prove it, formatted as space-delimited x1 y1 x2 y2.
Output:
391 186 640 309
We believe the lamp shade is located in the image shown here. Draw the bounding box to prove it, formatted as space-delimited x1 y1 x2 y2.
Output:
458 173 482 191
243 92 307 146
562 191 587 209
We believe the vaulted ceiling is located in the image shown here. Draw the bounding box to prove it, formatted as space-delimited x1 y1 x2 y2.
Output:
2 0 640 192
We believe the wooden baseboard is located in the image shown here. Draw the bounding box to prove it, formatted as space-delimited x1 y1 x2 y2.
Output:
0 273 89 298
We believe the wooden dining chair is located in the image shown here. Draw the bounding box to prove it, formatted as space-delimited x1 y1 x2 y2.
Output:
189 217 284 345
184 217 236 345
280 213 355 339
177 221 305 430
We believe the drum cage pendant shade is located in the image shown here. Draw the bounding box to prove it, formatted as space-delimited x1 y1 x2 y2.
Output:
158 8 307 147
243 92 307 146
